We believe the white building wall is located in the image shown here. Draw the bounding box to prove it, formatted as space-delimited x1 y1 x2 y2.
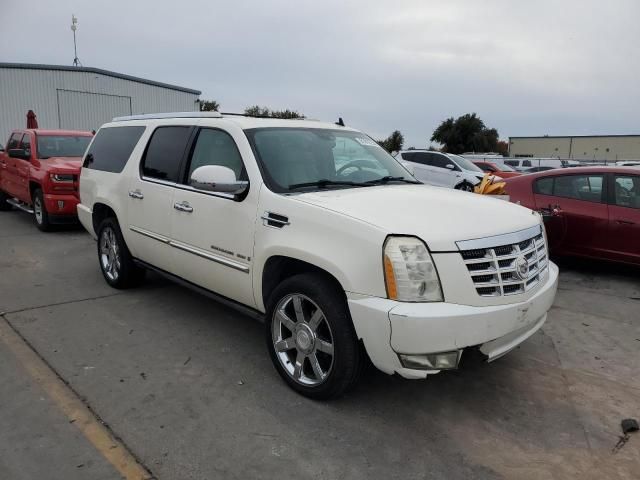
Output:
0 65 200 142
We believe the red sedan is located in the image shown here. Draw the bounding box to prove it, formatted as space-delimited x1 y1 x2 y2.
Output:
504 167 640 266
472 160 522 179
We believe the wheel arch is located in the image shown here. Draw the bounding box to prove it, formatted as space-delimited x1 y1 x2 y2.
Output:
29 181 41 199
260 255 348 312
92 202 119 234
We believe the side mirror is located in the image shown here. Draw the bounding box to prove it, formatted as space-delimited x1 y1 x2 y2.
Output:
445 163 455 170
8 148 30 160
189 165 248 195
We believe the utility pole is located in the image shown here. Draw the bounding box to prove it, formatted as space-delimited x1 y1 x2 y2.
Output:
71 15 81 67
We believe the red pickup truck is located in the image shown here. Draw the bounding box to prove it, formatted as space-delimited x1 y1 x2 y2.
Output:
0 129 93 231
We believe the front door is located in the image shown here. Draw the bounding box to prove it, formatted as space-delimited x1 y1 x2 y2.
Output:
170 126 258 307
15 133 33 203
127 125 193 273
428 153 459 188
607 173 640 263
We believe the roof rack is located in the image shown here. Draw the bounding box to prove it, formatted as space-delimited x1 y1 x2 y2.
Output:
112 111 222 122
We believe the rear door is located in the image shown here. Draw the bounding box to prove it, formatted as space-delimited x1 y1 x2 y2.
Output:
127 125 193 273
533 173 608 256
1 132 23 197
170 126 257 307
607 173 640 263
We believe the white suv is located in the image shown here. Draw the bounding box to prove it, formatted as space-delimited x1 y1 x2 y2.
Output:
77 112 558 399
396 150 487 191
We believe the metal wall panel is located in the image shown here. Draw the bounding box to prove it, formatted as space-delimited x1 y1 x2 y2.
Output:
0 66 200 143
57 90 132 131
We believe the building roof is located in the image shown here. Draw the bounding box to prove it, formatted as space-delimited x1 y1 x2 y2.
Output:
0 62 201 95
509 134 640 140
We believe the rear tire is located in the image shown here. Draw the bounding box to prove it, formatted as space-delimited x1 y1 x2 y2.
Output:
265 273 362 400
97 217 146 289
32 188 52 231
0 190 12 211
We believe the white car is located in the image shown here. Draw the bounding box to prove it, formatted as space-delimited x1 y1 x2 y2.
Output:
77 112 558 399
395 150 488 191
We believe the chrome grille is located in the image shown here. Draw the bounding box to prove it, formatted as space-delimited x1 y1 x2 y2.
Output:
458 226 548 297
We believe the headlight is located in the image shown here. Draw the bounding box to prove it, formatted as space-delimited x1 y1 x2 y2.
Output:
50 173 74 182
383 236 443 302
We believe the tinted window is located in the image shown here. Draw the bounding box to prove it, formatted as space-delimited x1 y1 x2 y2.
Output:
400 152 414 161
84 127 145 173
186 129 245 182
7 133 21 150
429 154 452 169
504 160 519 167
553 175 604 203
410 152 430 165
613 175 640 209
478 163 495 172
522 160 532 167
534 177 554 195
38 135 91 158
141 126 192 182
20 134 31 155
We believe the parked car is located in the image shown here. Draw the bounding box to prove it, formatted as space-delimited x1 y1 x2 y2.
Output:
0 129 93 230
395 150 487 191
472 160 522 178
616 161 640 167
504 167 639 265
503 158 579 171
78 112 558 399
524 166 557 173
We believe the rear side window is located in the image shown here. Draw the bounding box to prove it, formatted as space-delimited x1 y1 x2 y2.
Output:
522 160 532 167
410 153 429 165
400 152 414 161
84 126 145 173
504 160 518 167
141 126 192 183
7 133 21 150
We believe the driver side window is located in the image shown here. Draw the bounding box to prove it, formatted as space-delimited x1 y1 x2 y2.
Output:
429 154 452 169
185 128 245 183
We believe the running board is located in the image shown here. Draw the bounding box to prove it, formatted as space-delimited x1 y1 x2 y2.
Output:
6 198 34 214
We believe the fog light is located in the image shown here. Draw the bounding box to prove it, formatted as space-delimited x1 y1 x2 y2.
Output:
399 351 461 370
57 200 65 210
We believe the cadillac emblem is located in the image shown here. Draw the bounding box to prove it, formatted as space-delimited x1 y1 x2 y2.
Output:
515 255 529 280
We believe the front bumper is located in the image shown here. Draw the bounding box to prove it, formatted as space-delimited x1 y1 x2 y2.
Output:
348 262 559 379
44 192 79 217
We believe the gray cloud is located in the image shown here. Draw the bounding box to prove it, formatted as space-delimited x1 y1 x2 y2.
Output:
2 0 639 147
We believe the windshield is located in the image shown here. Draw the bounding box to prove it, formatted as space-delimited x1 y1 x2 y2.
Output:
37 135 92 158
245 128 415 192
447 154 484 172
492 161 516 172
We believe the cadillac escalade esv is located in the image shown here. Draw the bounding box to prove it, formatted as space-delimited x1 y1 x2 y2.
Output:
77 112 559 399
0 129 93 230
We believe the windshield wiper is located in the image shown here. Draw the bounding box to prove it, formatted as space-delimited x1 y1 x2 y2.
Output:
365 176 422 185
288 179 369 191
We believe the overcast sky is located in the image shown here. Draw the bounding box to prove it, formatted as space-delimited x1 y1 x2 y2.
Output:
1 0 639 147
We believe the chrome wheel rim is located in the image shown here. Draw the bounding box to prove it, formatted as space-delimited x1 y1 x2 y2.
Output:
272 294 334 386
99 227 121 282
34 196 43 224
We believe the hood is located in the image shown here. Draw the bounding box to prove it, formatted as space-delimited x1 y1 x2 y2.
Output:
292 184 541 251
43 157 82 173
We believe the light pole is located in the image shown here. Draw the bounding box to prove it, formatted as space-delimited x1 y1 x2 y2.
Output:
71 15 81 66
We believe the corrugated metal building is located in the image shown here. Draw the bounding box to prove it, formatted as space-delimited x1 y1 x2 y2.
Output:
0 63 201 141
509 135 640 161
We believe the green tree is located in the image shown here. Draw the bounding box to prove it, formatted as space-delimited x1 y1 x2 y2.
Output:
377 130 404 153
199 100 220 112
431 113 499 154
244 105 304 119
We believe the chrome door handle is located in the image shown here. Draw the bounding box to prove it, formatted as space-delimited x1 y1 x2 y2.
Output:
128 190 144 199
173 201 193 213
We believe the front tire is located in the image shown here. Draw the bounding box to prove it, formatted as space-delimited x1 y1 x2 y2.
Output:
265 273 362 400
97 217 145 289
455 181 475 192
32 188 52 231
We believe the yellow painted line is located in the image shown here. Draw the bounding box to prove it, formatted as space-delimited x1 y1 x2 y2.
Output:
0 317 154 480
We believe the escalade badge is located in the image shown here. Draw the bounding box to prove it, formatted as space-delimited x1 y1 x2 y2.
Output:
515 255 529 280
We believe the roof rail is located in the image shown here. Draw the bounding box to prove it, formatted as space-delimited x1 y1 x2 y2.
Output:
112 111 222 122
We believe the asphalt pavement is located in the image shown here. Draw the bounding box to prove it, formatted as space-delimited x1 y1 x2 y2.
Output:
0 209 639 480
